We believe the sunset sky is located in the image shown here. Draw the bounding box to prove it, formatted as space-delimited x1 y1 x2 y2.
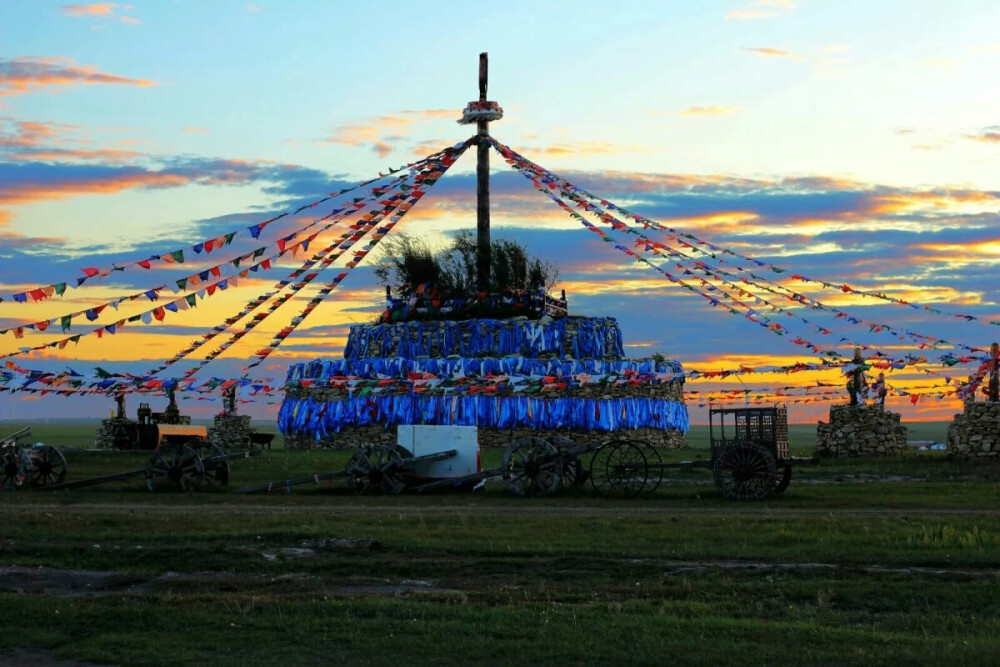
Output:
2 1 1000 424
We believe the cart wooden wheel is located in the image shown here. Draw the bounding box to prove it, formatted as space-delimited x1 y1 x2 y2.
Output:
587 441 615 495
502 436 562 497
345 444 406 495
28 445 67 488
604 440 649 496
145 444 205 492
637 440 663 494
197 442 230 486
712 442 777 501
772 464 792 495
1 446 31 490
589 440 648 496
550 435 585 488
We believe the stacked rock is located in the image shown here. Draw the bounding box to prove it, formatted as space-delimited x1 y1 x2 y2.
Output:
816 404 907 456
208 414 256 451
947 400 1000 458
94 418 126 449
280 315 688 450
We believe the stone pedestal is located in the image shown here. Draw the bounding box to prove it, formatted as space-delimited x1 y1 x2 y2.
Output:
208 414 254 451
816 404 907 456
947 400 1000 459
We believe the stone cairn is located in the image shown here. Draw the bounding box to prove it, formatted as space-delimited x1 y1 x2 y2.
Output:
946 343 1000 459
816 404 907 456
282 315 688 450
95 393 132 449
208 413 256 451
815 348 906 456
947 401 1000 458
207 387 257 451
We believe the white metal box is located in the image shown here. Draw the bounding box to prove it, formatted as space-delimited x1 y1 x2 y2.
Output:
396 425 480 478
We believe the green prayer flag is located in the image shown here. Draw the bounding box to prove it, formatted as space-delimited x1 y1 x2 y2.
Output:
170 250 184 263
176 278 187 290
60 315 72 332
185 294 197 307
224 232 235 244
54 283 67 296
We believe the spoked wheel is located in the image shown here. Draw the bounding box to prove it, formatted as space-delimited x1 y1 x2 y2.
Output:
772 464 792 495
637 440 663 495
550 435 585 489
1 446 31 490
28 445 67 488
588 442 615 495
345 444 406 494
502 436 562 497
145 444 206 492
712 442 777 501
196 442 230 487
603 441 649 496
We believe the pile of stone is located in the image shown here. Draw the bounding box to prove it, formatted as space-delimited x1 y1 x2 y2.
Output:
816 404 907 456
947 400 1000 458
94 418 127 449
208 414 255 451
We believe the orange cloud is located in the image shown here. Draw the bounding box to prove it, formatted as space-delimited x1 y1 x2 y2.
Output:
512 141 645 157
321 109 458 157
678 106 738 116
63 3 120 15
9 147 141 163
0 57 155 98
0 172 189 205
964 127 1000 143
62 3 138 23
1 118 142 163
742 47 800 58
182 126 209 134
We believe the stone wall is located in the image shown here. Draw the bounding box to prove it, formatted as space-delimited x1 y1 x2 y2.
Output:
816 404 907 456
284 424 685 451
947 400 1000 459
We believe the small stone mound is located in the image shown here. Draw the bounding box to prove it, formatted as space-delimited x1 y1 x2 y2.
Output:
208 414 255 450
816 404 907 457
947 400 1000 459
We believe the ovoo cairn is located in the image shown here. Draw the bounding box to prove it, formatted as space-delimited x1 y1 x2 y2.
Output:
279 297 688 449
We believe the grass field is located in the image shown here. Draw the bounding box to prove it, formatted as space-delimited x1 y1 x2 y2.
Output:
1 420 998 666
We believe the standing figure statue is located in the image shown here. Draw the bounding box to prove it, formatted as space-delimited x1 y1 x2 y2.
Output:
224 386 237 415
871 372 887 406
846 347 869 406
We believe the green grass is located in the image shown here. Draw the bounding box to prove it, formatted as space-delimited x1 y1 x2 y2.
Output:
1 419 998 665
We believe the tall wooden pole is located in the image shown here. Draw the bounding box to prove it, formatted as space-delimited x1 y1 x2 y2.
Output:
476 52 491 294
